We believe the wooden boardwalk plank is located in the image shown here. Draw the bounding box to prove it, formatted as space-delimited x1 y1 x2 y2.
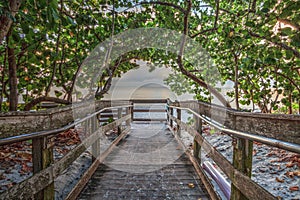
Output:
78 123 209 200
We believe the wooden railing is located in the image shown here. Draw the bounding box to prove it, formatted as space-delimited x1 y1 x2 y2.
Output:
0 104 133 199
167 100 300 200
97 99 167 123
0 99 167 199
0 100 130 138
131 99 167 122
1 99 299 200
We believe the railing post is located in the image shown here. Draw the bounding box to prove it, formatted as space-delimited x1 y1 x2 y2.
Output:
177 108 181 136
193 103 202 163
166 99 170 125
130 101 134 122
117 108 122 134
166 106 169 125
92 115 100 161
170 107 173 128
84 117 91 137
32 137 54 200
126 106 131 126
231 114 253 200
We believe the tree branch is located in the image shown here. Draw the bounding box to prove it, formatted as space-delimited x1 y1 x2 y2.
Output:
125 1 186 14
191 28 217 38
45 1 63 96
277 18 300 31
191 0 219 38
95 60 120 98
251 0 256 12
248 30 300 58
94 56 138 98
177 0 230 108
24 96 71 111
272 70 300 93
214 0 220 28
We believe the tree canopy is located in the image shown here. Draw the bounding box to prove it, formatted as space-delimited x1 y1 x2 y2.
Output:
0 0 299 113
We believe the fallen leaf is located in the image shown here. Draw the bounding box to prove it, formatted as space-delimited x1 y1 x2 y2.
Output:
5 183 14 189
16 152 32 161
286 162 294 168
275 177 284 183
293 171 300 177
253 149 257 155
289 186 299 191
267 152 275 157
253 141 262 145
20 163 32 174
285 172 294 178
66 140 77 146
0 174 6 180
0 152 11 159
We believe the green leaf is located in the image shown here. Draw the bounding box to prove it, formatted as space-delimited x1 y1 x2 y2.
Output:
217 26 222 33
54 90 62 98
280 27 292 36
51 7 59 21
8 35 15 48
21 23 30 34
275 51 283 59
280 9 293 18
12 31 20 42
245 21 255 27
285 50 293 59
261 8 270 13
265 57 276 64
291 35 300 47
67 16 76 26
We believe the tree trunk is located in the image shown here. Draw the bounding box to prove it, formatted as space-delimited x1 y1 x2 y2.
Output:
7 28 18 111
234 63 240 110
288 92 292 114
8 49 18 111
298 100 300 115
0 49 7 111
234 54 239 110
0 0 22 42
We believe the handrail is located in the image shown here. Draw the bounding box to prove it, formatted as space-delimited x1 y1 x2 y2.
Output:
0 107 132 199
130 99 167 122
168 105 300 154
0 105 133 146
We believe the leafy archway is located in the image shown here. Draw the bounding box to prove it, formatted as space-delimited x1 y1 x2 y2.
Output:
0 0 299 113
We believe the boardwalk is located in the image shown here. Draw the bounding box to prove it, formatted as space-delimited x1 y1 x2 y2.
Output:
78 123 209 200
1 100 296 199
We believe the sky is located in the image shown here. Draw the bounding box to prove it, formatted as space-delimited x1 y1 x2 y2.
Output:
103 61 194 101
102 60 237 104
